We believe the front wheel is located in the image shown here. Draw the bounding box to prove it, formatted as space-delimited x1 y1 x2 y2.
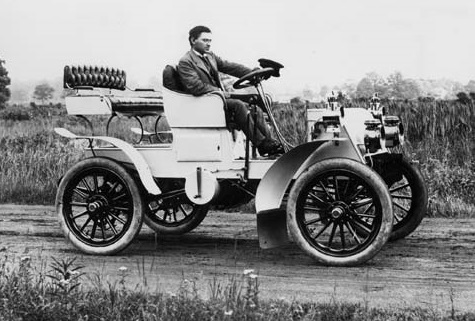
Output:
56 158 144 255
287 159 393 266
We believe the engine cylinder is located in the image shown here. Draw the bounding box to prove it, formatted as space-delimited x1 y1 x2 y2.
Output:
383 116 403 148
364 119 385 153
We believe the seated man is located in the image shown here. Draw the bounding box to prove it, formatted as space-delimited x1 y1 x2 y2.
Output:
177 25 284 157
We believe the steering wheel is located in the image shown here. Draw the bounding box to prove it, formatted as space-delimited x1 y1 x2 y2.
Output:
233 58 284 89
233 67 275 89
258 58 284 76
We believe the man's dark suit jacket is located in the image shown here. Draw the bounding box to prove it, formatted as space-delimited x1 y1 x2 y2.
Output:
177 50 252 96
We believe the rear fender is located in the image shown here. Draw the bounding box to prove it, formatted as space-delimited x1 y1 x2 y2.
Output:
255 131 363 249
54 128 161 195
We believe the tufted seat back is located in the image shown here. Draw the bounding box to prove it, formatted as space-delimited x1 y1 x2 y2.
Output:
162 65 186 93
64 65 127 90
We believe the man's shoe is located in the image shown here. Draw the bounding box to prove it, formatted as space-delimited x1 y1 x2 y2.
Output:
258 139 284 156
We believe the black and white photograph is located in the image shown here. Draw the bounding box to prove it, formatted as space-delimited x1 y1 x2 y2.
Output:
1 0 474 319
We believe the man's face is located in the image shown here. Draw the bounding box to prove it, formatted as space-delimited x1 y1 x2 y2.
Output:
192 32 212 54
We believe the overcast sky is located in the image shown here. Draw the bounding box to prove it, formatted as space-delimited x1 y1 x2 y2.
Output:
2 0 475 92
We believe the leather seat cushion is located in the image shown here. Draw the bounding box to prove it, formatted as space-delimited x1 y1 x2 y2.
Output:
108 97 164 116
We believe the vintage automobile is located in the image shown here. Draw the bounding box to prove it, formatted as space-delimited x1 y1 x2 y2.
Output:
54 60 427 266
307 93 428 242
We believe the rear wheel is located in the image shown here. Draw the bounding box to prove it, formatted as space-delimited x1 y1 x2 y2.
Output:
144 189 209 235
56 158 143 255
382 158 428 241
287 159 393 266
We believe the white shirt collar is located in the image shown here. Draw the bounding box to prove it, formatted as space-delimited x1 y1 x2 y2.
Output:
193 49 211 59
193 49 204 58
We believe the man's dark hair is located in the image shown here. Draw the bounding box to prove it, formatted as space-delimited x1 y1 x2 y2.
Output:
188 25 211 46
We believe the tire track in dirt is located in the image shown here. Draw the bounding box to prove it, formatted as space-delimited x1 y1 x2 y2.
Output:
0 204 474 312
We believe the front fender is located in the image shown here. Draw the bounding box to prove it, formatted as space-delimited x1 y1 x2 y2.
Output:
54 128 161 195
255 134 363 249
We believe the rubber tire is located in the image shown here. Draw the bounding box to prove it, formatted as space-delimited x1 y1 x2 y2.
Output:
287 158 393 266
55 158 144 255
143 203 209 235
386 158 428 241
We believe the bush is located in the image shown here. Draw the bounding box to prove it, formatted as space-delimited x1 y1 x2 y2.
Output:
0 105 31 121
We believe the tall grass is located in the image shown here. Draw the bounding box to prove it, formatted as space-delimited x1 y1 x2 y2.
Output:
0 117 81 204
1 101 474 215
386 100 474 166
384 101 475 215
0 105 157 204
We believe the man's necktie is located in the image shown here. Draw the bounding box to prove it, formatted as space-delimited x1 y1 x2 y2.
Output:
201 56 222 90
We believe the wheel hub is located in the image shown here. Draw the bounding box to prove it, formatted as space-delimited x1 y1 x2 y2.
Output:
330 207 344 219
87 195 109 218
87 201 104 213
329 202 349 220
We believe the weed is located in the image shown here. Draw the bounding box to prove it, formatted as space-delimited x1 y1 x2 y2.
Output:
46 257 85 295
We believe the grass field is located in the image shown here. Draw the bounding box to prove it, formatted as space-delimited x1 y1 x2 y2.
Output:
0 100 474 217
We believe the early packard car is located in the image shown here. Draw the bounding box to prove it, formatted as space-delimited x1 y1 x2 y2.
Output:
54 60 427 266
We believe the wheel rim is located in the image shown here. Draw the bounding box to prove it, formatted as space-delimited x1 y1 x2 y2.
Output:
62 167 134 246
388 171 413 230
147 190 198 227
296 169 383 257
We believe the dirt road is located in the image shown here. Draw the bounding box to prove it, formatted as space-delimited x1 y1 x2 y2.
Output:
1 204 474 312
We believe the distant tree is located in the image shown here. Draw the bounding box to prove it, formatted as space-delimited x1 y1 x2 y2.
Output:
336 91 348 103
355 78 374 98
340 81 357 99
355 72 389 99
456 92 471 104
401 79 421 100
366 72 388 97
0 57 11 109
465 80 475 93
469 92 475 102
33 83 55 104
290 96 305 108
387 72 405 99
387 71 421 100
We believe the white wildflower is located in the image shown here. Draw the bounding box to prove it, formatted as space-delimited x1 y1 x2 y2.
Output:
224 310 233 316
118 266 128 272
249 273 258 279
243 269 254 275
59 279 70 286
20 256 31 262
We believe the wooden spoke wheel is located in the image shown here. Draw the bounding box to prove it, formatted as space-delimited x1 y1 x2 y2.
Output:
56 158 143 255
144 189 209 235
287 159 393 266
382 158 428 241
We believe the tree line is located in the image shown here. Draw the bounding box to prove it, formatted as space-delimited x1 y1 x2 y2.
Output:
302 71 475 102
